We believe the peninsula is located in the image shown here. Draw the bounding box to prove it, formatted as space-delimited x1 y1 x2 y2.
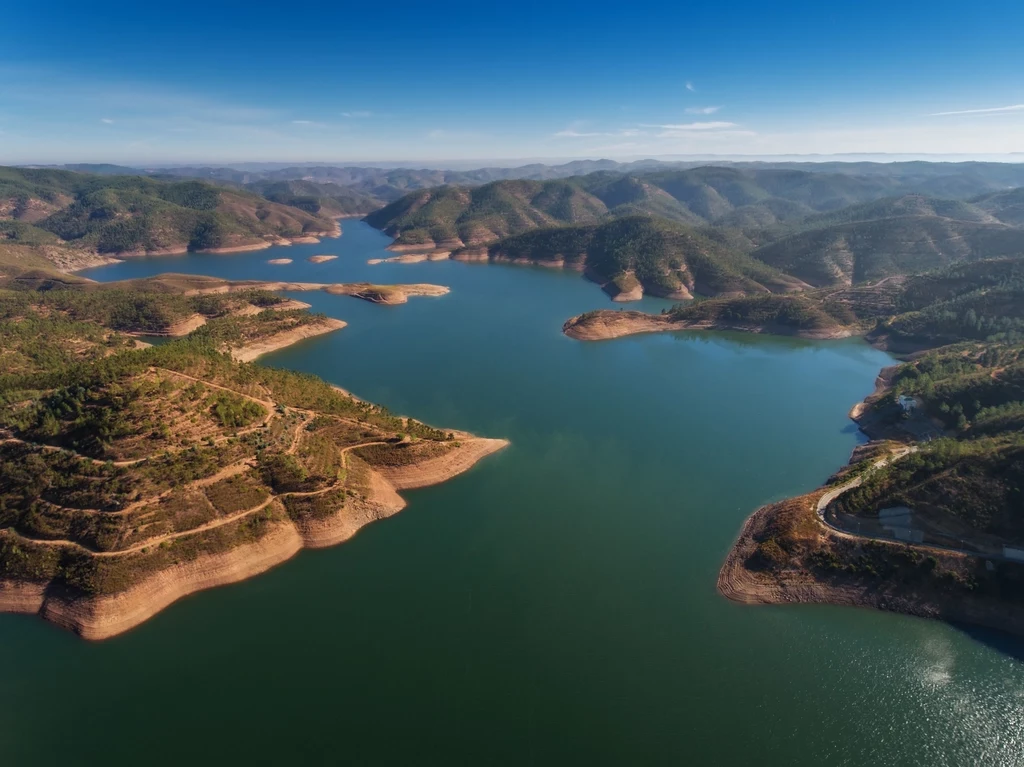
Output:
710 261 1024 635
0 244 502 640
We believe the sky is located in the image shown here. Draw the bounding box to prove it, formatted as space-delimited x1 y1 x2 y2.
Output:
2 0 1023 165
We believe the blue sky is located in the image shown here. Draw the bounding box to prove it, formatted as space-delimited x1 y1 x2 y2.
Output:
2 0 1023 164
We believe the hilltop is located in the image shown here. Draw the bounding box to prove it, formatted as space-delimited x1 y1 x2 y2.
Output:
363 180 609 250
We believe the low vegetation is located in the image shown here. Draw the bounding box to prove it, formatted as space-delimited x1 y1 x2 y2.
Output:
0 289 461 600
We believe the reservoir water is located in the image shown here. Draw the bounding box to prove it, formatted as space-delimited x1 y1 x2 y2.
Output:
2 222 1023 765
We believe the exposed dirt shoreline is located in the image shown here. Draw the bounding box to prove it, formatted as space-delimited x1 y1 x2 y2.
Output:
324 282 450 305
716 498 1024 638
230 317 347 362
717 362 1024 637
179 278 450 306
562 310 853 342
0 438 508 640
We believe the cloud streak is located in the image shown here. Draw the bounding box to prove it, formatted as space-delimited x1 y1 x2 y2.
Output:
641 121 737 131
929 104 1024 116
685 106 720 114
685 81 695 92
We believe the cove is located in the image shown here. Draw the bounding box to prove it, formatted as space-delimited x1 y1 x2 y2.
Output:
1 222 1023 765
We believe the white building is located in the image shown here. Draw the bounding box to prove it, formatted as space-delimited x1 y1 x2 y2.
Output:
898 395 918 414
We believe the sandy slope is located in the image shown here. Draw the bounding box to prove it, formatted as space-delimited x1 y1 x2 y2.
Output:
230 318 347 362
562 310 854 341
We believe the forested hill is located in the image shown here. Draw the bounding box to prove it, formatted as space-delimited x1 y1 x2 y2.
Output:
363 180 609 249
479 216 807 300
362 166 1024 254
750 215 1024 287
0 167 337 258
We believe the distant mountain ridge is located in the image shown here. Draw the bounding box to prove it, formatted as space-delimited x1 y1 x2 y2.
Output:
30 159 1024 213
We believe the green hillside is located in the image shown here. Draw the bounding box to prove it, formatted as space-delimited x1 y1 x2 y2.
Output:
973 188 1024 227
0 167 337 256
245 179 382 217
796 194 997 230
364 166 963 250
834 342 1024 543
364 180 608 248
665 293 854 333
750 215 1024 287
481 216 805 299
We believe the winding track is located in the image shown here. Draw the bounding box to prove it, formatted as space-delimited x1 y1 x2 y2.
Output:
813 447 1016 563
7 440 392 557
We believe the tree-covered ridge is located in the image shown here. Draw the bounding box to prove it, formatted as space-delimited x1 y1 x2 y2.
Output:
665 294 854 332
364 165 1024 240
245 179 382 217
750 215 1024 287
485 216 805 299
0 167 337 255
972 187 1024 227
364 180 609 247
871 258 1024 347
823 341 1024 547
617 255 1024 343
363 167 1024 305
0 281 289 336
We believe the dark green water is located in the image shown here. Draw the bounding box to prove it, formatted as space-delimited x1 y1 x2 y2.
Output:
2 222 1023 765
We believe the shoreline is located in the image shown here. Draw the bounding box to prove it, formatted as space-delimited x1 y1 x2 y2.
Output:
67 229 344 271
562 310 853 342
0 438 508 640
717 496 1024 638
717 369 1024 637
230 317 347 362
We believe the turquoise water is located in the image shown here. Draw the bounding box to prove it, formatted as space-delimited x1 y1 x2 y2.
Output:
1 222 1022 765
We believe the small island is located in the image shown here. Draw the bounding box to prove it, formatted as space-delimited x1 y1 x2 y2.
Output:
324 282 450 305
307 255 338 263
267 258 293 265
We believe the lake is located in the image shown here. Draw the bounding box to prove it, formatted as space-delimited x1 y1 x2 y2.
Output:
2 221 1022 765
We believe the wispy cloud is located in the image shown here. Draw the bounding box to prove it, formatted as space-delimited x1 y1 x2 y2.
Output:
641 121 737 131
929 104 1024 116
554 127 649 139
100 117 114 124
685 106 720 115
341 110 372 118
685 81 696 92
